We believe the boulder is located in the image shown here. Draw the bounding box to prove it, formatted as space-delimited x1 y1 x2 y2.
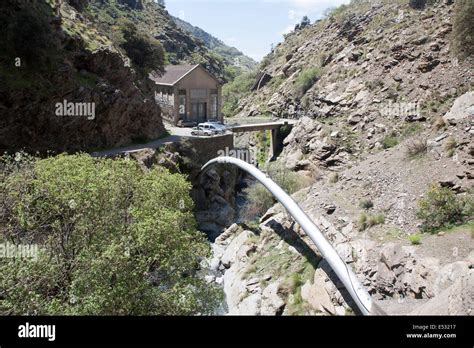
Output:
417 55 440 72
260 283 285 315
231 293 261 315
347 114 362 125
380 243 408 269
285 148 304 170
434 261 470 295
301 269 336 314
410 269 473 315
308 139 336 161
221 230 255 268
443 91 474 125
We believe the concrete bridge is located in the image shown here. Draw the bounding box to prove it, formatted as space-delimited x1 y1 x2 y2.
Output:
227 119 297 159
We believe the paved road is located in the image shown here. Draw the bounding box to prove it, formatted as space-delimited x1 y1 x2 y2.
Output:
91 118 296 158
91 124 192 157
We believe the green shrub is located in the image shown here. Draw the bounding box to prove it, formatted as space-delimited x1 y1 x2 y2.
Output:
408 234 421 245
416 184 473 233
0 3 56 69
358 212 385 231
360 199 374 210
382 134 399 149
358 212 368 231
0 154 221 315
402 122 421 135
368 214 385 227
242 163 308 220
294 67 321 98
452 0 474 59
256 130 271 166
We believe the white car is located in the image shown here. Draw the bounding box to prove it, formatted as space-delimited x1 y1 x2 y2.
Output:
207 121 227 132
198 122 225 135
191 126 213 136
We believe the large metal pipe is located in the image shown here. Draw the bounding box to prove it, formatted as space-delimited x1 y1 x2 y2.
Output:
202 156 382 315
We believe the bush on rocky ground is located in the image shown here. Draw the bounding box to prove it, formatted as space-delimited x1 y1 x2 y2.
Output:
409 0 427 10
294 67 321 98
405 138 428 158
358 212 385 231
416 184 473 233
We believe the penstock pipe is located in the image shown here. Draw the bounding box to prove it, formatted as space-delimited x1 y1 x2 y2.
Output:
202 156 385 315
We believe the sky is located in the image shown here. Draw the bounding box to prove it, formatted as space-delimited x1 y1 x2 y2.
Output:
164 0 351 62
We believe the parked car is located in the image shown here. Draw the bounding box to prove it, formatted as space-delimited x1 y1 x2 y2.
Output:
207 119 224 125
191 126 213 136
206 120 227 132
177 120 197 128
198 122 225 134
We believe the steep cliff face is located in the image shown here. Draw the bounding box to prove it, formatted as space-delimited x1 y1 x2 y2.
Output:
0 0 167 153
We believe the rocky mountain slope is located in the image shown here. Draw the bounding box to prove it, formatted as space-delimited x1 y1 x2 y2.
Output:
212 0 473 315
0 0 233 153
85 0 228 80
173 16 257 72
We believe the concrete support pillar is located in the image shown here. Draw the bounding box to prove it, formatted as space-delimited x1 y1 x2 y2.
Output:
269 128 278 161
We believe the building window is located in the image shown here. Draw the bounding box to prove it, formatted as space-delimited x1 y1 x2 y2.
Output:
210 93 218 119
178 90 186 117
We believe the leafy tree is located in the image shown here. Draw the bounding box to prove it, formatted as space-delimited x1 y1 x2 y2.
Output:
300 16 311 29
120 20 166 74
0 154 221 315
222 71 256 117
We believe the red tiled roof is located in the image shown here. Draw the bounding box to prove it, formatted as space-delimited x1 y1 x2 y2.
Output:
149 64 199 85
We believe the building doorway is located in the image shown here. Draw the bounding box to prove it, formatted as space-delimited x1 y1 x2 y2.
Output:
191 102 207 122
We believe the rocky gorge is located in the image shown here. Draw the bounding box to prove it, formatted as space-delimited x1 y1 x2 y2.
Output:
199 0 473 316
